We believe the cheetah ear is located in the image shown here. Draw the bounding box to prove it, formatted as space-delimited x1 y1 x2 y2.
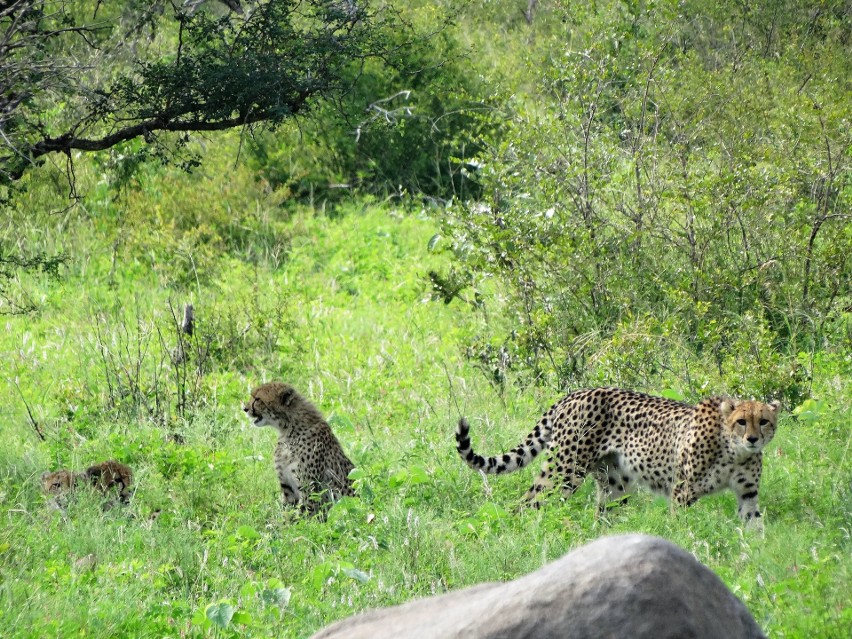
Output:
767 400 781 413
278 385 296 406
40 471 51 481
719 399 737 419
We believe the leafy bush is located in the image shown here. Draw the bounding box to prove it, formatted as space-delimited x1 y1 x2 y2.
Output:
434 0 852 390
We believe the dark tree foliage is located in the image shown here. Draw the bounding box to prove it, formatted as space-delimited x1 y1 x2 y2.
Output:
0 0 410 184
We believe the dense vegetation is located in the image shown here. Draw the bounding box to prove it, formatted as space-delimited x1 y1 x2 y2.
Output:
1 0 849 637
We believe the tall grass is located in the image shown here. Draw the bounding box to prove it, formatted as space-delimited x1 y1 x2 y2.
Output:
0 198 849 637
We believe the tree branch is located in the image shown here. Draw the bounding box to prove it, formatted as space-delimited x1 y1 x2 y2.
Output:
9 90 309 178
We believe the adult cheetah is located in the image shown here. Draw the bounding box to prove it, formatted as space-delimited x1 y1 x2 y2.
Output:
456 387 780 525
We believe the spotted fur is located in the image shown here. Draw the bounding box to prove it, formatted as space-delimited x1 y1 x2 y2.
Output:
456 387 780 525
41 460 134 504
244 382 355 515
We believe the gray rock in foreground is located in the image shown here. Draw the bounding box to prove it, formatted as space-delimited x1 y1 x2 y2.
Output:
310 533 766 639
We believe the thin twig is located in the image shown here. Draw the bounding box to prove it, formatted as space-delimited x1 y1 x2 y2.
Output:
12 377 45 441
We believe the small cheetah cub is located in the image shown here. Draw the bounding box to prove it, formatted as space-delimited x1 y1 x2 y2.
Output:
244 382 355 515
41 460 134 507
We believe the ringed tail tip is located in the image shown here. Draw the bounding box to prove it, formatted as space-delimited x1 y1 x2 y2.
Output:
456 417 470 437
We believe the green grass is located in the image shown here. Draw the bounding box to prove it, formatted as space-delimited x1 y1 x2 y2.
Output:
1 203 849 638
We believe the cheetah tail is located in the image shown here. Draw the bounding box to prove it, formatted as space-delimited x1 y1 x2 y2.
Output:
455 416 552 475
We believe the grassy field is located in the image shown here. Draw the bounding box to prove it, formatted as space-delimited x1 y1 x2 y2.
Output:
1 202 850 638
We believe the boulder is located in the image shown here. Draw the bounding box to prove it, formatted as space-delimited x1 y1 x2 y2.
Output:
310 534 765 639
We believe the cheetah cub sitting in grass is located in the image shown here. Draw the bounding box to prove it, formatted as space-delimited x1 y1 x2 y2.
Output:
456 387 781 526
244 382 355 516
41 460 134 507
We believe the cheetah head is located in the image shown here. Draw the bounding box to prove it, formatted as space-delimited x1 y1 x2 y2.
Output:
40 469 77 495
243 382 299 429
720 399 781 455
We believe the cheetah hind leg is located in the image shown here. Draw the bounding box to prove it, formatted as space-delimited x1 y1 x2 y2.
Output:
519 461 588 511
518 461 556 510
593 455 634 514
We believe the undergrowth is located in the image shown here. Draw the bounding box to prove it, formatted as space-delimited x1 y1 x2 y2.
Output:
0 201 849 638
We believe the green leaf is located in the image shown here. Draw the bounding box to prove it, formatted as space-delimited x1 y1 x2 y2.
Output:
388 468 408 488
205 602 235 629
236 525 260 540
389 465 429 488
191 608 211 628
476 502 508 523
262 586 292 608
342 567 370 583
407 465 429 485
661 388 685 401
456 517 481 537
311 562 335 591
232 610 253 625
428 233 441 251
793 399 825 424
348 467 366 481
240 582 258 598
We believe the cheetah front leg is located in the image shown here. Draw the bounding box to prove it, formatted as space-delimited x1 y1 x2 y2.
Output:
731 457 764 530
671 447 702 510
671 480 697 508
274 443 302 507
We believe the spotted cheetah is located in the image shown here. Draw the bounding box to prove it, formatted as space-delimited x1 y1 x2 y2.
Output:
41 460 134 504
456 387 780 525
244 382 355 515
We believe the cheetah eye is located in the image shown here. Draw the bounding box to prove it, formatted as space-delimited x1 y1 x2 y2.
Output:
759 418 769 426
735 418 747 426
